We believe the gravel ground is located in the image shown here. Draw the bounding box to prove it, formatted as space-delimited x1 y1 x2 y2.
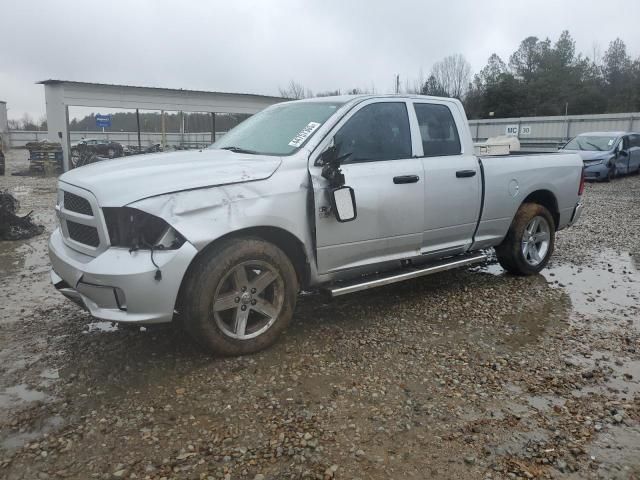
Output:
0 149 639 480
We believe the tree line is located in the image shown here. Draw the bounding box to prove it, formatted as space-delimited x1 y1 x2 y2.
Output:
280 31 640 119
8 111 250 133
463 32 639 118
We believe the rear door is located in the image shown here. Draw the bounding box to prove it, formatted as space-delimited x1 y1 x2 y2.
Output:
411 101 481 256
310 99 425 274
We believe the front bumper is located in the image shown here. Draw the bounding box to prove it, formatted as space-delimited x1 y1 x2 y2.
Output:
568 200 584 226
583 163 607 180
49 228 198 324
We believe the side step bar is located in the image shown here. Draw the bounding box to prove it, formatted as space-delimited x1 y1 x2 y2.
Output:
325 252 487 297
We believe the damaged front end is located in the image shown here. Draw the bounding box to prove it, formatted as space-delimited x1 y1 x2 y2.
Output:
103 207 186 250
49 183 198 324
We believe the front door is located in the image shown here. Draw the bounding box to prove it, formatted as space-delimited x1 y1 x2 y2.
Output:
310 100 425 274
626 134 640 173
616 136 630 174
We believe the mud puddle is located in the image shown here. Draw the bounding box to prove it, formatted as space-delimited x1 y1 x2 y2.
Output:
0 192 60 325
478 249 639 326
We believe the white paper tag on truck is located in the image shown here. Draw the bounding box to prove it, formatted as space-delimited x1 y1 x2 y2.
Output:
288 122 321 147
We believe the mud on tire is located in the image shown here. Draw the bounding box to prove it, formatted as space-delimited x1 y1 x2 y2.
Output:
495 202 555 276
181 237 298 356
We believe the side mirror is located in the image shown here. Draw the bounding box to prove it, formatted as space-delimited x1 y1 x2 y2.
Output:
618 148 628 157
330 186 357 222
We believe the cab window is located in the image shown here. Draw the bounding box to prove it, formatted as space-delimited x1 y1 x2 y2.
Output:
334 102 411 163
413 103 461 157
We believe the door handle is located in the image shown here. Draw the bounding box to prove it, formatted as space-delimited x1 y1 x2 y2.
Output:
393 175 420 184
456 170 477 178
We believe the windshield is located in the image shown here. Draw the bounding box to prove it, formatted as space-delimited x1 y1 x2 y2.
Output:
563 135 618 151
212 101 343 155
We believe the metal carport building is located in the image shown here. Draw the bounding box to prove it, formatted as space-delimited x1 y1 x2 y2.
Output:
39 80 286 171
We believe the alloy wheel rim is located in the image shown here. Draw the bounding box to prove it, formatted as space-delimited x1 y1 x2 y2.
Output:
212 260 284 340
521 215 551 266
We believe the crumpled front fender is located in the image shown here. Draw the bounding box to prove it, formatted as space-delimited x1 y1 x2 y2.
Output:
129 168 313 254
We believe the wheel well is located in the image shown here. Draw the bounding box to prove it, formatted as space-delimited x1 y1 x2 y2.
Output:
174 227 311 313
522 190 560 230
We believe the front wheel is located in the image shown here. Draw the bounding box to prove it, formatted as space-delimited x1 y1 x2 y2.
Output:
182 238 298 356
605 166 616 182
495 203 555 276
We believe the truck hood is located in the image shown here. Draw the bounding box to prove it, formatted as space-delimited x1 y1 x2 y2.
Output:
561 149 611 161
59 149 282 207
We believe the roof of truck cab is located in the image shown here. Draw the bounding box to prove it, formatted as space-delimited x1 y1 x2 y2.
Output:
288 94 460 104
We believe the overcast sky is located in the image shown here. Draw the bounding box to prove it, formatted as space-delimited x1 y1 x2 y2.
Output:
1 0 639 120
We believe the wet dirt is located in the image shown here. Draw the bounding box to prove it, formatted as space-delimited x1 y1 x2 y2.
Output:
0 149 639 479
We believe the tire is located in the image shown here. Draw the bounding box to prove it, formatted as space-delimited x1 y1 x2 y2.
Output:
107 147 116 158
182 237 298 356
605 166 616 182
495 203 555 276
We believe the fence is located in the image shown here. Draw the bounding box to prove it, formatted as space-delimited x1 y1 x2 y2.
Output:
6 130 227 149
469 112 640 150
6 111 640 151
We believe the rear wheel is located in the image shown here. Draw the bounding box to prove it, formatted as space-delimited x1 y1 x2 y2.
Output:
495 203 555 276
182 238 298 356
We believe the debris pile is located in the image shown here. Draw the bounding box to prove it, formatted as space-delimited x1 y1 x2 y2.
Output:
26 140 63 173
0 190 45 240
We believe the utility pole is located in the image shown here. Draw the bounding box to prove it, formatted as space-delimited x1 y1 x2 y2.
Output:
395 74 400 94
564 102 570 142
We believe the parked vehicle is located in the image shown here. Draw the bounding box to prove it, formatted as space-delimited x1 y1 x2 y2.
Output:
70 138 123 167
123 143 163 156
49 95 584 355
561 131 640 181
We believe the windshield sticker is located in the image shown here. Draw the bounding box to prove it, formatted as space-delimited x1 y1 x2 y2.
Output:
608 139 614 146
288 122 321 147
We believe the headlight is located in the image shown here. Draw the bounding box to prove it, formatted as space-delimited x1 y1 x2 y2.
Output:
103 207 185 249
584 159 603 165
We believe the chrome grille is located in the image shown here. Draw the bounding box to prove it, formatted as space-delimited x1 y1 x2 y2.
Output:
67 221 100 247
63 191 93 216
58 186 107 255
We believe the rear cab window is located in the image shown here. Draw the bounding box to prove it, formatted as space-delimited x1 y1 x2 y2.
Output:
413 103 461 157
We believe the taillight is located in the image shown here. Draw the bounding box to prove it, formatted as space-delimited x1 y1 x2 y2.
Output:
578 168 585 196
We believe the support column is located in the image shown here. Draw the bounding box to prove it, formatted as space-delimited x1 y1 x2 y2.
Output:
44 83 71 171
161 110 166 149
179 111 185 147
211 112 216 143
0 101 8 134
136 108 141 151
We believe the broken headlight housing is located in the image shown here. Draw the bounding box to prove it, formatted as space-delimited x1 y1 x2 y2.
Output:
103 207 185 250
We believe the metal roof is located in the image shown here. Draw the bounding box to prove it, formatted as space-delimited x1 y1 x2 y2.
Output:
36 79 287 102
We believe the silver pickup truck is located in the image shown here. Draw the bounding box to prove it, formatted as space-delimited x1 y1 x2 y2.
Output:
49 95 584 355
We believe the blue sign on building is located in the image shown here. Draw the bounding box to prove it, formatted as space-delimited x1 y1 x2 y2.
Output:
95 114 112 128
